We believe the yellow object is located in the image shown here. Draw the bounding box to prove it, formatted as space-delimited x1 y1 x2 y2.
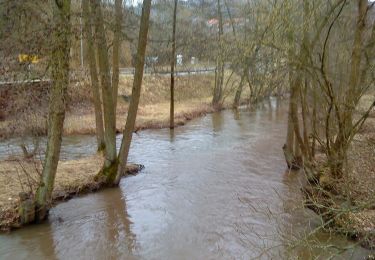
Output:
18 54 39 64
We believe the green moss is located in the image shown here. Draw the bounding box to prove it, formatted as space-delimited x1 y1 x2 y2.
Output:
97 142 106 153
95 160 119 185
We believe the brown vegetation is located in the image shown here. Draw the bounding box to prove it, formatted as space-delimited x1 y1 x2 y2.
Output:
303 94 375 249
0 73 241 139
0 155 142 231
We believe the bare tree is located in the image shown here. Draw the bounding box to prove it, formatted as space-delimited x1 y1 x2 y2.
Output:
112 0 123 113
115 0 152 185
212 0 224 107
82 0 105 151
91 0 117 181
35 0 72 221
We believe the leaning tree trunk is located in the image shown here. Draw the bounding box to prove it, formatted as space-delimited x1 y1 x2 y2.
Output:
35 0 71 221
114 0 152 185
170 0 178 129
112 0 123 114
91 0 117 182
82 0 105 152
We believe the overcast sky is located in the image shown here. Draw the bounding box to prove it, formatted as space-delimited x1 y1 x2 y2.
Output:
127 0 144 6
127 0 189 6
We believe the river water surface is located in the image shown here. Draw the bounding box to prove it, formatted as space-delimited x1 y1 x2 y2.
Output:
0 100 372 259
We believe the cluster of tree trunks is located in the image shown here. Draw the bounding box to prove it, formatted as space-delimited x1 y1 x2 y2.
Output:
283 0 375 180
23 0 152 223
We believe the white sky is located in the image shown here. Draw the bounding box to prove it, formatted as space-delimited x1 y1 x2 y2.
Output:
128 0 375 5
127 0 189 6
127 0 144 6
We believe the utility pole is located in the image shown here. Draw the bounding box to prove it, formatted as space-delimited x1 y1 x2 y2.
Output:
170 0 178 129
80 0 84 69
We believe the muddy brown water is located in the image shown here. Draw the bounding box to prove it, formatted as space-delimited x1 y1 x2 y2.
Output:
0 99 372 259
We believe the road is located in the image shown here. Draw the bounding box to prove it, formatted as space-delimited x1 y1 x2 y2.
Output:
119 66 216 76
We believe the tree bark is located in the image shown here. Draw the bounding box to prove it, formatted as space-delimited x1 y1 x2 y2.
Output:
82 0 105 152
115 0 151 185
112 0 123 114
284 88 296 169
170 0 177 129
91 0 117 181
35 0 71 221
311 85 317 157
233 71 245 108
284 0 311 169
212 0 224 107
301 0 311 161
284 26 297 169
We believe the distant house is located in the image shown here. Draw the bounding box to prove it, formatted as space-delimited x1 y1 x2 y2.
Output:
206 19 219 27
145 56 158 67
177 54 183 66
206 17 248 33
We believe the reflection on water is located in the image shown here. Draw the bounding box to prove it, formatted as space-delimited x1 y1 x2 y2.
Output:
0 98 371 259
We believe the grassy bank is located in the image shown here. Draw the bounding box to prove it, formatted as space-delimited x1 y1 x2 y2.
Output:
64 74 218 135
0 74 236 138
0 155 142 231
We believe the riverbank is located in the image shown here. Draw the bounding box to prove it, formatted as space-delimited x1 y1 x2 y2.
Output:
0 73 251 231
0 155 143 231
304 94 375 249
0 73 244 139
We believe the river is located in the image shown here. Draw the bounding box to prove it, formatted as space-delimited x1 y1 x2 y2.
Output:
0 99 371 259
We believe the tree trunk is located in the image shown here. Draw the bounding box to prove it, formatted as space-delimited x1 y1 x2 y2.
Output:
91 0 117 181
284 0 311 169
311 84 317 158
82 0 105 152
290 77 308 161
170 0 178 129
112 0 123 114
300 78 311 161
284 89 296 169
284 26 297 169
300 0 311 161
233 69 245 108
114 0 152 185
331 0 367 178
212 0 224 107
35 0 71 221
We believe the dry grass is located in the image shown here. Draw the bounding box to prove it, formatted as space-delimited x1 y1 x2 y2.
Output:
0 155 141 230
0 73 247 138
62 73 244 135
64 74 216 135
